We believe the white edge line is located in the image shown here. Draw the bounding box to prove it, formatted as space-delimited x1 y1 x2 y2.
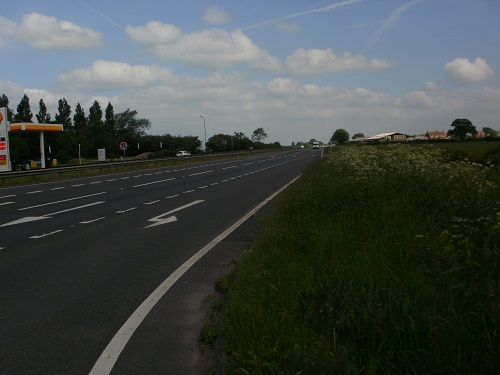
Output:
89 175 302 375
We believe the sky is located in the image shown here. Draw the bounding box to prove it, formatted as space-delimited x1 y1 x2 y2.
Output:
1 0 499 146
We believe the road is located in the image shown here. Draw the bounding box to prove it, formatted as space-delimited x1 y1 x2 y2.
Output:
0 149 319 374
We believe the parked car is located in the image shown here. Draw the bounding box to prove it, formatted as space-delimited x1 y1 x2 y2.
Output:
176 151 191 157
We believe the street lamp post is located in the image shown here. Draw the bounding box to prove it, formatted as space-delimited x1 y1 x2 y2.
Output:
200 115 206 151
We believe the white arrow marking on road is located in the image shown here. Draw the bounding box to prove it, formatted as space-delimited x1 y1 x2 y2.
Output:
30 230 63 239
0 201 106 227
0 216 51 226
145 200 204 228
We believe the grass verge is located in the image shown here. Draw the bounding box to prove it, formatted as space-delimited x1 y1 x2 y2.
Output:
223 144 499 374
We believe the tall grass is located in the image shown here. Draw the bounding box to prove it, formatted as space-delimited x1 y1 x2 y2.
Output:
223 144 499 374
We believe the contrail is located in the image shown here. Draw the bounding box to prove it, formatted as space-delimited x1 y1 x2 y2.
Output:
242 0 364 31
364 0 427 51
80 0 125 31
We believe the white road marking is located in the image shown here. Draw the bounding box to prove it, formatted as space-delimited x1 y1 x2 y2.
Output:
166 195 180 199
182 190 195 194
198 186 208 189
210 182 219 186
26 191 43 194
1 201 107 227
0 195 16 199
51 187 65 191
90 178 300 375
0 216 51 226
133 178 175 188
30 230 63 239
90 181 102 184
145 200 204 228
80 217 106 224
116 207 137 214
72 184 84 187
18 192 107 211
144 200 160 205
221 165 237 170
189 170 213 176
0 202 15 206
48 201 106 216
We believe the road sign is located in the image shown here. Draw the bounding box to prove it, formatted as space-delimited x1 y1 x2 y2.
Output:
119 141 128 151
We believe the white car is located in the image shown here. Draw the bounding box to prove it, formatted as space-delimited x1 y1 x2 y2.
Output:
176 151 191 157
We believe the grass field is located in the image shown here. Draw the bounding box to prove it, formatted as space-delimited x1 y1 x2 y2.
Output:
222 144 499 374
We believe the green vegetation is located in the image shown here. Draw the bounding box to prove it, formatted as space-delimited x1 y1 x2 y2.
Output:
435 139 500 165
223 144 499 374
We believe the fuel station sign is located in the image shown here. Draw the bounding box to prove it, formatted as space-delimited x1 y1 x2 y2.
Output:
0 108 10 171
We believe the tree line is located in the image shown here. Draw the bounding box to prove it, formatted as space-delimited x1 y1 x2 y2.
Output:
1 93 279 165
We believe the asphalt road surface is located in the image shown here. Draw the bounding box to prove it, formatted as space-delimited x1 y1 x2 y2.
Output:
0 149 319 374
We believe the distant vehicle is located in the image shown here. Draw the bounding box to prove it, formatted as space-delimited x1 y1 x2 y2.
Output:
300 145 304 149
312 142 320 149
176 151 191 157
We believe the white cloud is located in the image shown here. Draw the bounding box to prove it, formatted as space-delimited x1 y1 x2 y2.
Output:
127 22 277 69
6 67 500 145
284 48 398 74
203 6 230 25
266 78 300 95
56 60 174 90
424 81 438 90
126 21 181 44
0 15 16 47
17 13 102 51
444 57 494 85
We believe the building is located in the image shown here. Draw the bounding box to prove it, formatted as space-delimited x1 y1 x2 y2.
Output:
476 129 486 138
426 130 449 140
365 132 408 142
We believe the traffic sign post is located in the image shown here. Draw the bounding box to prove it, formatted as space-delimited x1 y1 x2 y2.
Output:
119 141 128 159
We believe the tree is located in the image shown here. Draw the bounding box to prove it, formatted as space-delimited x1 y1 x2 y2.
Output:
104 102 115 135
448 118 476 140
233 132 253 150
331 128 349 145
0 94 14 121
114 109 151 141
55 98 72 129
483 127 498 137
352 133 365 139
73 103 87 136
206 134 232 152
251 127 267 142
14 94 33 122
88 100 110 150
36 99 51 123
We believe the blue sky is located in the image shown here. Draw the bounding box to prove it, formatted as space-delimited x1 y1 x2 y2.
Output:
1 0 499 145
